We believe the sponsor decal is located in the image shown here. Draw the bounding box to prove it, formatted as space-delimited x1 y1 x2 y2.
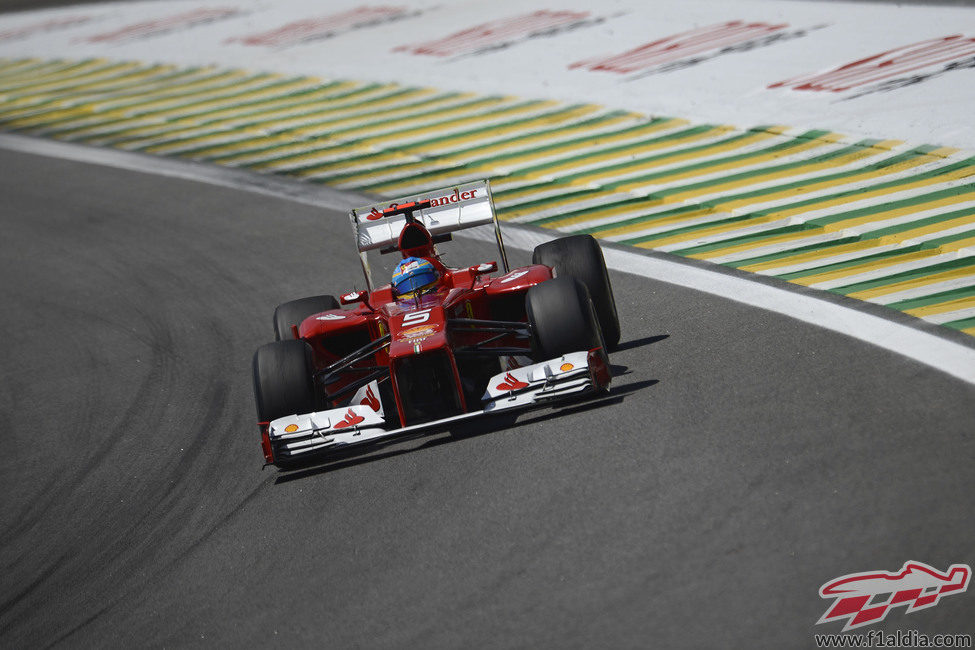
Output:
398 260 423 274
425 188 478 207
500 269 530 284
393 10 610 59
817 561 971 631
225 6 418 48
496 372 529 391
360 384 381 412
398 325 435 340
316 313 345 320
361 189 478 222
84 8 242 43
334 408 365 429
284 423 299 433
769 34 975 99
571 21 827 79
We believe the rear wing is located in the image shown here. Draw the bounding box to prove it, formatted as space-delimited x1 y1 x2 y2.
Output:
348 180 509 291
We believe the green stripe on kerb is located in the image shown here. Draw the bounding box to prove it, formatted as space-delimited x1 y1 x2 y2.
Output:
1 56 972 337
885 285 975 311
778 228 975 283
528 139 910 230
492 124 727 186
942 315 975 331
721 204 975 269
141 94 515 156
830 258 975 296
628 162 975 251
285 112 662 180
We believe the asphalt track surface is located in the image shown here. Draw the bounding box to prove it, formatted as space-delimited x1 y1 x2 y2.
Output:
2 145 975 649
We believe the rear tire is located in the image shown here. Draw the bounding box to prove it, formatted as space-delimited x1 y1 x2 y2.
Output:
252 340 320 423
273 295 339 341
526 277 605 361
532 235 620 349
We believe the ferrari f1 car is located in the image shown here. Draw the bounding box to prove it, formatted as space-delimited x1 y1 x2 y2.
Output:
252 180 620 467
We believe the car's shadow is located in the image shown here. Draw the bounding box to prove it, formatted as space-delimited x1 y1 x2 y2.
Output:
614 333 669 352
273 373 661 485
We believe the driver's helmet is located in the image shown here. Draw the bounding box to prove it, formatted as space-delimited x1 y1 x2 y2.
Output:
392 257 440 298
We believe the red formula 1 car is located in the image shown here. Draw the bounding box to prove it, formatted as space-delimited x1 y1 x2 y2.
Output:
252 180 620 466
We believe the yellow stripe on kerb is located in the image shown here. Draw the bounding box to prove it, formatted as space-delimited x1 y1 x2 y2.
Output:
635 169 975 251
14 69 257 136
546 136 870 234
791 235 975 287
413 111 652 156
709 147 960 215
847 266 975 300
0 58 117 92
294 104 613 180
736 208 975 273
294 94 512 138
2 63 149 111
905 296 975 317
652 139 898 202
489 128 730 204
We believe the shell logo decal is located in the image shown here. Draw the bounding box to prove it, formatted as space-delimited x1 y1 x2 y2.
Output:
398 325 436 340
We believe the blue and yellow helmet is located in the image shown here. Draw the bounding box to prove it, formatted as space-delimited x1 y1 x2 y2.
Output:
392 257 439 297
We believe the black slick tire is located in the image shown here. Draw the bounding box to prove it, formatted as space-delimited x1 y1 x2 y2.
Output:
273 295 339 341
532 235 620 349
526 277 605 361
252 339 320 423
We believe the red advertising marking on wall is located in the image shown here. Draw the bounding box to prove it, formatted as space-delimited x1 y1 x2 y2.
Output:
0 16 92 42
85 8 241 43
769 34 975 92
570 21 787 74
225 6 409 47
393 10 590 57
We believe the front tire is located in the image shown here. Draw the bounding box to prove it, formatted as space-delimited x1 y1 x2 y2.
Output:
273 295 339 341
532 235 620 349
252 339 320 423
526 277 605 361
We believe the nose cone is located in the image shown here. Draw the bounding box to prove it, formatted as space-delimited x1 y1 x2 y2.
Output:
388 304 448 358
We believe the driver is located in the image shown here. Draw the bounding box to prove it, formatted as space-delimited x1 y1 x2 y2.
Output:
392 256 441 299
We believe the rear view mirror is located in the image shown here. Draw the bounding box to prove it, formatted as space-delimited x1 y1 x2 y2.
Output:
469 261 498 276
340 291 368 306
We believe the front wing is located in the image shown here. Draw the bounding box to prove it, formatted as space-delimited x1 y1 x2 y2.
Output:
266 350 609 464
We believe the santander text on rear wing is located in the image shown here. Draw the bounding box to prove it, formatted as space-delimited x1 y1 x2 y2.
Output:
348 180 508 290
